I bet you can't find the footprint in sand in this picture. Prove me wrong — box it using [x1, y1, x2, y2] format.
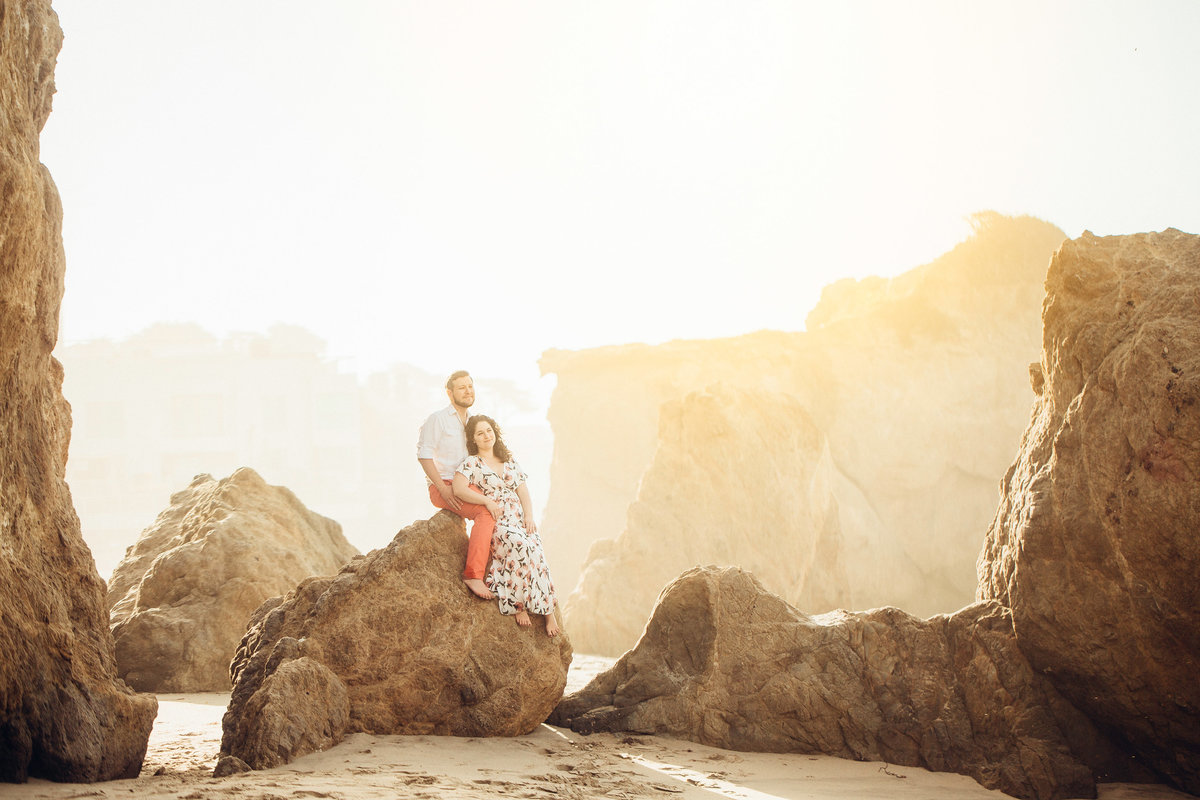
[401, 775, 438, 786]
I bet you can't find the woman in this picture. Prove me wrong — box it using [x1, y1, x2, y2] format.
[453, 415, 560, 637]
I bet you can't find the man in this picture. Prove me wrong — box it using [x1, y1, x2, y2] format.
[417, 370, 495, 599]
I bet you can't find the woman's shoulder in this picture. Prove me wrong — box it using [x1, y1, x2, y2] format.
[457, 454, 482, 470]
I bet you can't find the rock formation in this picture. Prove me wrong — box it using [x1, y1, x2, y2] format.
[219, 511, 571, 770]
[565, 385, 856, 654]
[547, 213, 1068, 655]
[555, 229, 1198, 798]
[978, 229, 1200, 794]
[0, 0, 157, 781]
[552, 567, 1121, 800]
[107, 468, 360, 692]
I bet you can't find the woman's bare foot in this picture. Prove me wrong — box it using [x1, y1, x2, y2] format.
[463, 578, 494, 600]
[544, 614, 560, 638]
[515, 609, 532, 627]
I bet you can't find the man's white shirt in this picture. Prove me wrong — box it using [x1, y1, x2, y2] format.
[417, 405, 471, 482]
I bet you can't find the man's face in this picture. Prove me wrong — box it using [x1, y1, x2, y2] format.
[448, 377, 475, 409]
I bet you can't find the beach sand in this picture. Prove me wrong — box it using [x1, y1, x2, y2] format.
[1, 655, 1193, 800]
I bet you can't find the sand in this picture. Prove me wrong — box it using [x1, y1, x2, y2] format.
[0, 655, 1193, 800]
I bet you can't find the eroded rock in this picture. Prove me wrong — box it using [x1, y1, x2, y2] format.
[0, 0, 156, 781]
[553, 567, 1115, 800]
[564, 385, 851, 656]
[107, 469, 360, 692]
[219, 511, 571, 770]
[978, 229, 1200, 794]
[225, 653, 349, 770]
[546, 214, 1069, 655]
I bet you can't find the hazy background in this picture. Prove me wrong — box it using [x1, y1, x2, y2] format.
[38, 1, 1200, 574]
[56, 324, 550, 575]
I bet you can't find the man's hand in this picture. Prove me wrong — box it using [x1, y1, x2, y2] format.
[438, 481, 463, 511]
[484, 499, 501, 519]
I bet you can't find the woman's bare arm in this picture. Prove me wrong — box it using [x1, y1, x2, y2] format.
[516, 482, 537, 534]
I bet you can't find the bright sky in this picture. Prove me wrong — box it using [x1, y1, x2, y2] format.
[40, 1, 1200, 385]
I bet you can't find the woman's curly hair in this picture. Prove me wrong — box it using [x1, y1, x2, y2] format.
[465, 414, 512, 463]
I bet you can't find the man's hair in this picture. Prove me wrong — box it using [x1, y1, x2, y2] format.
[445, 370, 471, 391]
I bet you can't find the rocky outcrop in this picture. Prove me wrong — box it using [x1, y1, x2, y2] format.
[0, 1, 157, 781]
[107, 469, 360, 692]
[547, 214, 1068, 655]
[554, 229, 1199, 798]
[552, 567, 1123, 800]
[978, 229, 1200, 794]
[219, 511, 571, 770]
[564, 385, 854, 654]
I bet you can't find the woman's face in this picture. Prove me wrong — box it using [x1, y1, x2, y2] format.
[473, 421, 496, 451]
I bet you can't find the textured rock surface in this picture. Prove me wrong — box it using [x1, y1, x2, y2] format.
[565, 385, 852, 655]
[548, 214, 1067, 655]
[553, 567, 1120, 800]
[225, 651, 350, 770]
[978, 229, 1200, 794]
[0, 0, 157, 781]
[219, 511, 572, 769]
[107, 468, 360, 692]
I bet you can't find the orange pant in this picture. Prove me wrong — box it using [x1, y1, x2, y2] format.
[429, 480, 494, 580]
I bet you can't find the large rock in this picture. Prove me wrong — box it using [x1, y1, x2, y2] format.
[548, 214, 1068, 655]
[565, 385, 853, 655]
[978, 229, 1200, 794]
[553, 567, 1124, 800]
[219, 511, 571, 770]
[0, 0, 157, 781]
[107, 468, 360, 692]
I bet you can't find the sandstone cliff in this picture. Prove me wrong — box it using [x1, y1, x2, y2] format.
[555, 229, 1199, 798]
[978, 229, 1200, 795]
[563, 385, 855, 653]
[219, 512, 571, 770]
[552, 567, 1128, 800]
[107, 468, 360, 692]
[547, 213, 1067, 655]
[0, 0, 157, 781]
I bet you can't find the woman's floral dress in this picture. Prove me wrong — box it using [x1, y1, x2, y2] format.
[456, 455, 557, 616]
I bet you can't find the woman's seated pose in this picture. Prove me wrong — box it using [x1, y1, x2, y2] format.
[453, 414, 559, 637]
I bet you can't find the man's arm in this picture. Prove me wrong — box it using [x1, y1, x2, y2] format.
[419, 457, 462, 511]
[416, 413, 463, 511]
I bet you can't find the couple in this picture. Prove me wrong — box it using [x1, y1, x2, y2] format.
[417, 370, 559, 637]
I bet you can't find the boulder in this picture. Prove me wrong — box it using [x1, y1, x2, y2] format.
[553, 567, 1119, 800]
[219, 511, 571, 770]
[225, 648, 349, 770]
[107, 469, 360, 692]
[0, 0, 156, 781]
[564, 385, 853, 656]
[978, 229, 1200, 794]
[546, 213, 1068, 655]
